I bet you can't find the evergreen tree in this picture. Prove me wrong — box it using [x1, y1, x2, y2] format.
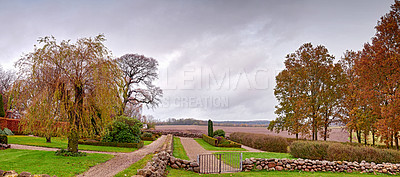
[0, 94, 5, 117]
[208, 119, 213, 137]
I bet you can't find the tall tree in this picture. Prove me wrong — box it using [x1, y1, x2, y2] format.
[356, 0, 400, 149]
[0, 66, 16, 112]
[271, 43, 335, 140]
[116, 54, 162, 116]
[0, 94, 4, 117]
[15, 35, 121, 152]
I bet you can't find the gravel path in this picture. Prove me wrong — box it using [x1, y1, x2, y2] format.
[10, 144, 121, 155]
[180, 137, 208, 161]
[78, 135, 166, 177]
[179, 137, 264, 161]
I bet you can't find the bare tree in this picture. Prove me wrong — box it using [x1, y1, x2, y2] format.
[0, 66, 16, 94]
[116, 54, 162, 115]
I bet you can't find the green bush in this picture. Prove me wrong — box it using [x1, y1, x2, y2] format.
[55, 149, 87, 157]
[290, 140, 400, 163]
[0, 135, 7, 144]
[142, 132, 153, 138]
[0, 129, 5, 135]
[203, 134, 218, 146]
[202, 134, 241, 148]
[229, 132, 288, 153]
[213, 129, 225, 137]
[289, 141, 329, 160]
[102, 116, 142, 143]
[3, 128, 13, 135]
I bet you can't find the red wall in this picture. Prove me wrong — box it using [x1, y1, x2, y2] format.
[0, 117, 21, 132]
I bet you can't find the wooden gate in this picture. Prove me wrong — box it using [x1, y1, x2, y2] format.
[197, 153, 242, 174]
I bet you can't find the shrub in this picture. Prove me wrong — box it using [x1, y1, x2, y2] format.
[0, 129, 5, 135]
[289, 141, 329, 160]
[213, 129, 225, 137]
[203, 134, 218, 146]
[0, 135, 7, 144]
[3, 128, 13, 135]
[202, 134, 241, 148]
[290, 140, 400, 164]
[229, 132, 288, 153]
[142, 132, 153, 138]
[55, 149, 87, 157]
[102, 116, 143, 143]
[78, 140, 144, 148]
[141, 132, 156, 141]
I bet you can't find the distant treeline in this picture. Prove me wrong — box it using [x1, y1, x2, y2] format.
[157, 118, 269, 127]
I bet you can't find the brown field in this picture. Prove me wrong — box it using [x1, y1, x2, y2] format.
[155, 125, 350, 142]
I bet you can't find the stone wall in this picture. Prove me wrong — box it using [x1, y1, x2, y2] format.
[242, 158, 400, 175]
[0, 170, 55, 177]
[137, 134, 200, 177]
[145, 130, 202, 138]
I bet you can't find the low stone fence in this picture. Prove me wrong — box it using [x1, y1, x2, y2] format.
[158, 134, 173, 155]
[242, 158, 400, 175]
[0, 170, 55, 177]
[144, 130, 202, 138]
[137, 134, 199, 177]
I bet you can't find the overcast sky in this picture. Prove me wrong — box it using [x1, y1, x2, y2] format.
[0, 0, 393, 121]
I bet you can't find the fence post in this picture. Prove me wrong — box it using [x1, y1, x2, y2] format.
[219, 154, 222, 173]
[240, 153, 243, 171]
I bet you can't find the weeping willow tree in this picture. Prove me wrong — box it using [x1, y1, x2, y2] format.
[14, 35, 121, 152]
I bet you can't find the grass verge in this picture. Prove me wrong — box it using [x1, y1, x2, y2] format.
[173, 137, 190, 160]
[166, 167, 392, 177]
[8, 135, 151, 153]
[114, 153, 154, 177]
[194, 139, 246, 151]
[0, 149, 113, 177]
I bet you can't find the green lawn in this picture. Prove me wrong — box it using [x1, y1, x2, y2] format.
[114, 153, 154, 177]
[215, 152, 294, 159]
[167, 167, 392, 177]
[173, 137, 190, 160]
[0, 149, 113, 177]
[194, 139, 246, 151]
[8, 135, 152, 153]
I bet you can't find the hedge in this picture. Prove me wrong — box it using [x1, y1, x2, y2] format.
[78, 140, 144, 149]
[141, 136, 156, 141]
[290, 140, 400, 164]
[0, 135, 7, 144]
[229, 132, 288, 153]
[202, 134, 241, 148]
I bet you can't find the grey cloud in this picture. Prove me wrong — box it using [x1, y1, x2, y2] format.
[0, 0, 393, 121]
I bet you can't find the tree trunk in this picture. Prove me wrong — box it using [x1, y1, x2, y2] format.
[372, 130, 375, 145]
[395, 132, 399, 150]
[46, 136, 51, 143]
[68, 130, 79, 153]
[67, 83, 83, 153]
[296, 133, 298, 140]
[391, 131, 394, 148]
[356, 130, 361, 144]
[364, 131, 367, 145]
[324, 124, 328, 141]
[349, 129, 353, 143]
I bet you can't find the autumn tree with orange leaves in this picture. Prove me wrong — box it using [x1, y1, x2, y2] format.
[269, 43, 342, 140]
[356, 0, 400, 149]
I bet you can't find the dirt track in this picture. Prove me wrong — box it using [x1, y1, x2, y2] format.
[78, 135, 166, 177]
[156, 125, 350, 142]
